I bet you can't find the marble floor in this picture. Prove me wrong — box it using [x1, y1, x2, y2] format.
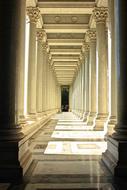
[4, 113, 127, 190]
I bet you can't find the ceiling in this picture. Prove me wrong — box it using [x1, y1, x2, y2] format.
[27, 0, 108, 86]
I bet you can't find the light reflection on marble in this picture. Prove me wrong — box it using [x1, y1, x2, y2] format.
[33, 160, 104, 175]
[25, 183, 115, 190]
[44, 141, 107, 155]
[55, 125, 93, 130]
[51, 131, 105, 139]
[57, 122, 86, 125]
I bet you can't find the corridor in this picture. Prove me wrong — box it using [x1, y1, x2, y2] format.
[1, 0, 127, 189]
[8, 112, 114, 190]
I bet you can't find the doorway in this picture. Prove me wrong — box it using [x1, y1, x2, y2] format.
[61, 86, 69, 112]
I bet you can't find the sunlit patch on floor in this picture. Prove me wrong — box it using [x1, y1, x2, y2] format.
[55, 125, 93, 130]
[44, 141, 107, 155]
[51, 131, 105, 139]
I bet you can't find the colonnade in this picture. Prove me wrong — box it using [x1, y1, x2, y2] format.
[0, 0, 127, 182]
[0, 1, 60, 181]
[71, 5, 116, 131]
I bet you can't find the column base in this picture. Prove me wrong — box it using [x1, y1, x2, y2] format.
[87, 112, 97, 126]
[18, 115, 27, 124]
[83, 112, 89, 122]
[26, 113, 37, 121]
[94, 113, 108, 131]
[102, 136, 127, 177]
[106, 115, 116, 136]
[0, 127, 24, 182]
[37, 112, 44, 119]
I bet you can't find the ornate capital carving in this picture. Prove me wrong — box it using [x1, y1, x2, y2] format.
[86, 30, 96, 41]
[80, 54, 83, 61]
[46, 43, 50, 53]
[27, 7, 40, 24]
[83, 43, 90, 52]
[93, 7, 108, 23]
[37, 29, 47, 43]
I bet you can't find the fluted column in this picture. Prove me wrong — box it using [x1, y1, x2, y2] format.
[27, 7, 40, 118]
[0, 0, 26, 181]
[41, 30, 47, 114]
[16, 1, 26, 124]
[102, 1, 127, 177]
[107, 0, 117, 135]
[87, 30, 97, 126]
[93, 7, 108, 130]
[36, 30, 44, 116]
[83, 43, 90, 122]
[81, 47, 86, 116]
[69, 86, 72, 112]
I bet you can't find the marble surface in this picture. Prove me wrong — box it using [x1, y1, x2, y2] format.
[44, 141, 107, 155]
[8, 113, 127, 190]
[33, 160, 105, 175]
[25, 183, 115, 190]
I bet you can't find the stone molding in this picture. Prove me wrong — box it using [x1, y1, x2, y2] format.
[93, 7, 108, 23]
[86, 30, 96, 41]
[37, 30, 44, 41]
[83, 42, 90, 52]
[37, 29, 47, 50]
[27, 7, 40, 24]
[46, 43, 50, 53]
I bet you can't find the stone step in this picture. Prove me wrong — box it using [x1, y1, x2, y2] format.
[32, 154, 101, 161]
[25, 182, 114, 190]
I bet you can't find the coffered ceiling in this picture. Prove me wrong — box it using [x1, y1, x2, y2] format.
[27, 0, 108, 86]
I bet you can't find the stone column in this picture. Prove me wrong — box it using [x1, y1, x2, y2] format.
[79, 57, 83, 117]
[16, 1, 26, 124]
[69, 86, 72, 112]
[93, 7, 108, 130]
[78, 64, 82, 117]
[81, 47, 86, 117]
[81, 56, 85, 117]
[36, 30, 44, 116]
[107, 0, 117, 135]
[27, 7, 40, 119]
[0, 0, 25, 181]
[87, 30, 97, 126]
[102, 1, 127, 177]
[41, 31, 47, 113]
[83, 43, 90, 122]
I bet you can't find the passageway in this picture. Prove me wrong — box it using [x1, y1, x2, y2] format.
[1, 0, 127, 189]
[18, 112, 113, 190]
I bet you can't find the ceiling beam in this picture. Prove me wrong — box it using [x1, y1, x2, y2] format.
[39, 7, 94, 14]
[50, 48, 81, 53]
[48, 39, 83, 44]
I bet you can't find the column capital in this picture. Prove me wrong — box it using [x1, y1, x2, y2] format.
[46, 43, 50, 53]
[79, 54, 83, 64]
[93, 7, 108, 23]
[27, 7, 40, 24]
[86, 30, 96, 41]
[37, 29, 47, 44]
[39, 30, 47, 50]
[83, 42, 90, 52]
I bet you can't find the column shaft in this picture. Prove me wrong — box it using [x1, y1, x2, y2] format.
[102, 1, 127, 177]
[87, 30, 97, 125]
[107, 0, 117, 135]
[27, 7, 40, 117]
[36, 30, 43, 115]
[93, 7, 108, 130]
[83, 44, 90, 122]
[27, 23, 37, 115]
[0, 0, 25, 181]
